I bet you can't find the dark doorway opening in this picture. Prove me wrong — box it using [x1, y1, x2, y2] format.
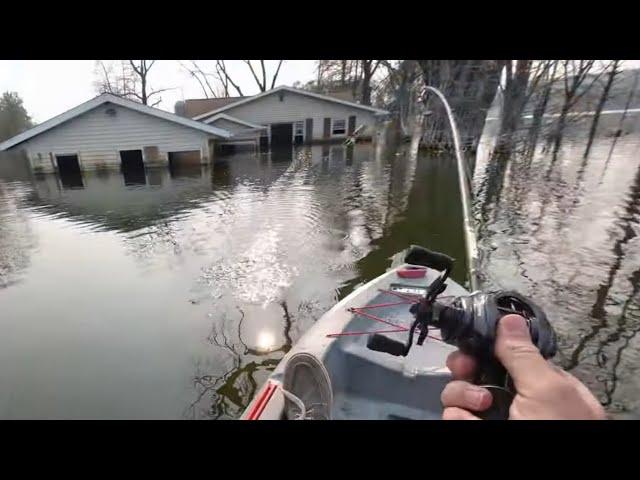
[120, 150, 146, 186]
[259, 135, 269, 152]
[218, 144, 237, 156]
[120, 150, 145, 170]
[56, 154, 81, 175]
[56, 154, 84, 189]
[270, 123, 293, 147]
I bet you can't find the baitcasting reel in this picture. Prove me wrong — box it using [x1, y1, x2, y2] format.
[367, 245, 558, 419]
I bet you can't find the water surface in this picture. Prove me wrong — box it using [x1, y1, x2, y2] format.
[0, 144, 466, 419]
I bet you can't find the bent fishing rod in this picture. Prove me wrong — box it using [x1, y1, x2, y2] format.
[368, 87, 558, 419]
[421, 86, 479, 292]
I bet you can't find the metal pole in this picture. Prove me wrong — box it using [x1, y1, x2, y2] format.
[423, 86, 479, 291]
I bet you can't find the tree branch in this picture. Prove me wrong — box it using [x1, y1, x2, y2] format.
[270, 60, 283, 89]
[129, 60, 143, 77]
[146, 87, 174, 99]
[191, 61, 218, 98]
[217, 60, 243, 96]
[179, 61, 210, 98]
[260, 60, 267, 91]
[245, 60, 264, 91]
[370, 60, 382, 77]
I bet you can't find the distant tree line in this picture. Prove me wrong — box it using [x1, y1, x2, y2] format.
[90, 59, 630, 157]
[0, 92, 33, 142]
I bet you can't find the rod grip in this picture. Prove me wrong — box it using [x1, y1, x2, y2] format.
[367, 334, 407, 357]
[404, 245, 454, 272]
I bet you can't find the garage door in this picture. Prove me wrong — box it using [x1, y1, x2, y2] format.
[270, 123, 293, 147]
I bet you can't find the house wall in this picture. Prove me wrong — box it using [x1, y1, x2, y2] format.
[14, 103, 217, 173]
[209, 118, 255, 134]
[219, 90, 380, 142]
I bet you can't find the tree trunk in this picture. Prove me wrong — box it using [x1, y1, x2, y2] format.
[417, 60, 502, 151]
[360, 60, 378, 105]
[525, 62, 558, 163]
[497, 60, 532, 151]
[552, 99, 572, 157]
[141, 73, 148, 105]
[584, 61, 619, 159]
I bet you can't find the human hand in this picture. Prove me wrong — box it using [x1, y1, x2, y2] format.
[441, 314, 607, 420]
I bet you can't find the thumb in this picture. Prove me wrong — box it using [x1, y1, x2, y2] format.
[495, 314, 553, 392]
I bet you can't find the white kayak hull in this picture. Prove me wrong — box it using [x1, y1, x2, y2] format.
[241, 263, 469, 420]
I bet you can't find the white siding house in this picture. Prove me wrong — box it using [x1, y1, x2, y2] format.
[204, 114, 267, 152]
[195, 86, 388, 146]
[204, 114, 266, 135]
[0, 93, 231, 173]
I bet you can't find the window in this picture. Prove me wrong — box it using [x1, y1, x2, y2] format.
[332, 119, 346, 136]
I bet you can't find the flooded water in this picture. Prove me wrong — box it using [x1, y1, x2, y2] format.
[2, 111, 640, 419]
[476, 110, 640, 418]
[0, 144, 467, 419]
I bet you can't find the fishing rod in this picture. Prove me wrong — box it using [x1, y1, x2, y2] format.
[421, 86, 480, 292]
[367, 88, 559, 419]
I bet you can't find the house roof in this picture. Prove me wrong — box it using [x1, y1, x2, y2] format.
[192, 86, 389, 120]
[201, 113, 266, 130]
[0, 93, 232, 151]
[184, 97, 246, 118]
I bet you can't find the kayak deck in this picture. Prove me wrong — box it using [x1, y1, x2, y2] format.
[242, 264, 469, 420]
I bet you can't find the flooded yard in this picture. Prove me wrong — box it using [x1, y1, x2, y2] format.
[0, 144, 466, 419]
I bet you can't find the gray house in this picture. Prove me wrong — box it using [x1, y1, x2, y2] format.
[189, 86, 389, 148]
[0, 93, 232, 174]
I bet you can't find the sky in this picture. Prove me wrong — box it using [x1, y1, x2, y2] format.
[4, 60, 640, 124]
[0, 60, 318, 123]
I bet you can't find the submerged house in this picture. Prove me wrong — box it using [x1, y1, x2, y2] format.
[0, 93, 232, 174]
[184, 86, 389, 148]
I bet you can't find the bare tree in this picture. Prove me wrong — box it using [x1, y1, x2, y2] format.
[178, 61, 219, 98]
[525, 60, 560, 163]
[600, 68, 640, 182]
[417, 60, 503, 151]
[216, 61, 244, 96]
[551, 60, 602, 157]
[128, 60, 173, 106]
[179, 60, 285, 99]
[376, 60, 421, 135]
[495, 60, 558, 153]
[94, 61, 136, 98]
[360, 60, 382, 105]
[310, 60, 388, 105]
[583, 60, 623, 159]
[94, 60, 171, 107]
[243, 60, 284, 92]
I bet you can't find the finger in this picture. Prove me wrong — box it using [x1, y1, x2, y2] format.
[441, 380, 493, 412]
[442, 407, 482, 420]
[446, 351, 477, 380]
[556, 369, 607, 419]
[495, 314, 554, 392]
